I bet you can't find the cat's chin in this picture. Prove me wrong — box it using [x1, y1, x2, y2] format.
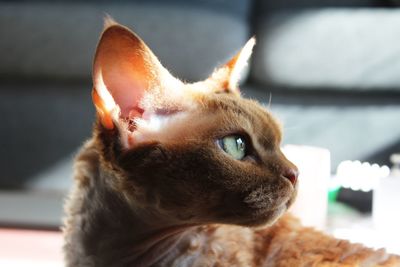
[241, 204, 288, 228]
[216, 202, 288, 229]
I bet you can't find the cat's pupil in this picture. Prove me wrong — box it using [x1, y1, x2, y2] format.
[236, 138, 245, 151]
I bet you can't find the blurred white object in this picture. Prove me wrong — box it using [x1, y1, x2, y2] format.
[373, 153, 400, 250]
[335, 160, 390, 192]
[283, 145, 330, 230]
[389, 153, 400, 177]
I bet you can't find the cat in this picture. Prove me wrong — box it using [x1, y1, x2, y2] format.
[63, 18, 400, 267]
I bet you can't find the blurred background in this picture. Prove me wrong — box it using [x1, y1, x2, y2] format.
[1, 0, 400, 265]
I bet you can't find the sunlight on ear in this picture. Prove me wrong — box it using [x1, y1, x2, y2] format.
[160, 69, 186, 100]
[96, 69, 116, 112]
[188, 81, 215, 95]
[135, 114, 165, 133]
[229, 37, 255, 89]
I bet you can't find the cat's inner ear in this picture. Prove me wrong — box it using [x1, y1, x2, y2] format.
[210, 37, 255, 95]
[92, 23, 176, 130]
[91, 22, 192, 148]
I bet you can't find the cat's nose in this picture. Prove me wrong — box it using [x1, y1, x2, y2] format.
[281, 168, 299, 186]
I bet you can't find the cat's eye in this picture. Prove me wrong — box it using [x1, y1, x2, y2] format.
[218, 135, 247, 160]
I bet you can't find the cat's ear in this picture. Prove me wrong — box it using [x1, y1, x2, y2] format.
[210, 37, 255, 95]
[92, 21, 173, 129]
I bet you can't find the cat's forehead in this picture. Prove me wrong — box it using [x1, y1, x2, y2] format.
[200, 93, 283, 147]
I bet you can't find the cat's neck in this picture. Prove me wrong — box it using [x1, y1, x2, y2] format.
[64, 140, 196, 267]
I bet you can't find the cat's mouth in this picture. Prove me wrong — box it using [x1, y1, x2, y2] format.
[243, 183, 295, 211]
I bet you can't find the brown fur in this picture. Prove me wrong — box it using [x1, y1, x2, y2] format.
[63, 21, 400, 266]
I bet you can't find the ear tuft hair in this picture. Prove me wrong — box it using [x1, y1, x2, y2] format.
[206, 37, 256, 95]
[227, 37, 255, 90]
[103, 14, 118, 29]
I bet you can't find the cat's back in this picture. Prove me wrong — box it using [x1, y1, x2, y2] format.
[252, 214, 400, 267]
[170, 215, 400, 267]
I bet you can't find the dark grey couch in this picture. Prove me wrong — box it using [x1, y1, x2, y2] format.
[1, 0, 400, 226]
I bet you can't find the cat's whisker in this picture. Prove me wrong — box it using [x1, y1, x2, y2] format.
[267, 93, 272, 109]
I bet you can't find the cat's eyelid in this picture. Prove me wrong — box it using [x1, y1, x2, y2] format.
[214, 127, 248, 140]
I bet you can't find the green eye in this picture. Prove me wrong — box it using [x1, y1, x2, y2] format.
[218, 135, 247, 160]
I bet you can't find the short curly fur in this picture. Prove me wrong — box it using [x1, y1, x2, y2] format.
[63, 21, 400, 267]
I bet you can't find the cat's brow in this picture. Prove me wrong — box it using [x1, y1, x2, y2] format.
[211, 97, 281, 151]
[252, 110, 281, 152]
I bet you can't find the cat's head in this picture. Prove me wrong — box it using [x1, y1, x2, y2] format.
[91, 19, 298, 227]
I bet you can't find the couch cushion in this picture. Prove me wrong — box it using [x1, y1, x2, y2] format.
[255, 0, 385, 11]
[0, 82, 93, 188]
[0, 1, 251, 82]
[251, 9, 400, 91]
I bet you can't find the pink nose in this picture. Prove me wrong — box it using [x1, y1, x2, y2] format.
[282, 169, 298, 186]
